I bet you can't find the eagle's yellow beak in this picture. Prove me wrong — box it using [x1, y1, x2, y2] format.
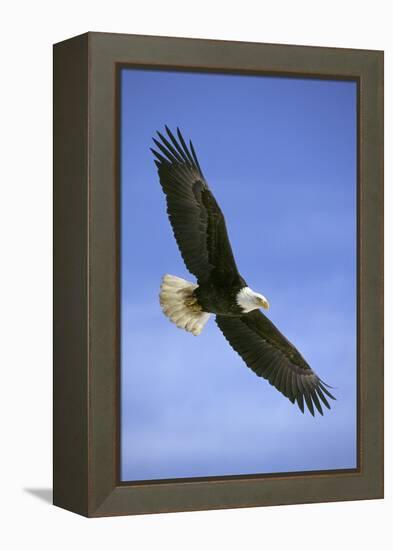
[259, 297, 270, 310]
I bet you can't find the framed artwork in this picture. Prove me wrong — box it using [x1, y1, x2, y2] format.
[53, 32, 384, 517]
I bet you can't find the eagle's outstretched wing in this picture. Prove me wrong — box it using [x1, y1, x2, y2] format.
[216, 310, 335, 415]
[151, 127, 244, 286]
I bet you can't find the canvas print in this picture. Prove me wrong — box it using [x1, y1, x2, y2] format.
[120, 68, 357, 482]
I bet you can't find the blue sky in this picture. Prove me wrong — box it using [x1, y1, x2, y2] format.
[120, 68, 357, 481]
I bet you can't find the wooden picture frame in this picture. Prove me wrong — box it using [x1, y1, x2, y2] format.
[53, 32, 384, 517]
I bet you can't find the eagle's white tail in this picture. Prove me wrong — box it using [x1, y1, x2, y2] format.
[159, 274, 210, 336]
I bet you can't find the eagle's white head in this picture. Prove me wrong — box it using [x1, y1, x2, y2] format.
[236, 286, 270, 313]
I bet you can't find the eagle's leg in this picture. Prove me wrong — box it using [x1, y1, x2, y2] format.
[183, 293, 203, 312]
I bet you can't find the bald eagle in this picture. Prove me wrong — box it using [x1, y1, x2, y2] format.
[151, 127, 335, 416]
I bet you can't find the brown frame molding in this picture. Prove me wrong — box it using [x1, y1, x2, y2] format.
[53, 32, 384, 517]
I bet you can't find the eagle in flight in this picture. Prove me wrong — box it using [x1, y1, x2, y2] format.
[151, 127, 335, 416]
